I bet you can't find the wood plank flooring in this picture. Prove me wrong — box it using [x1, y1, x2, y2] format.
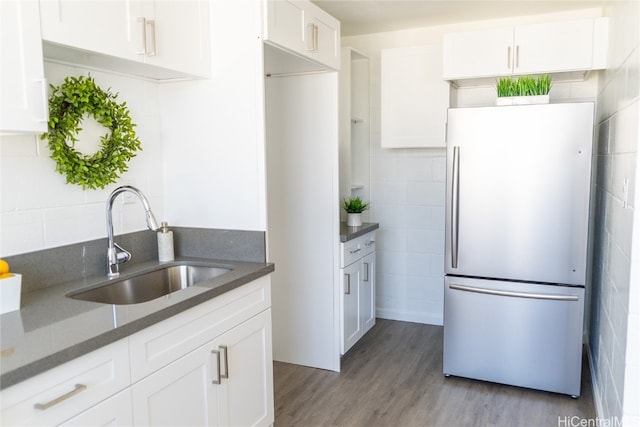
[274, 319, 595, 427]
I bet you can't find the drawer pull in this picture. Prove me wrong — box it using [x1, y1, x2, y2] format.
[211, 349, 221, 384]
[365, 240, 375, 247]
[219, 345, 229, 379]
[34, 384, 87, 410]
[349, 247, 361, 254]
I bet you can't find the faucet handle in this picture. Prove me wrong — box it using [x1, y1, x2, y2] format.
[113, 243, 132, 264]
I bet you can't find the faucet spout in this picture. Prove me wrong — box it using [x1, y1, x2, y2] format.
[106, 186, 159, 278]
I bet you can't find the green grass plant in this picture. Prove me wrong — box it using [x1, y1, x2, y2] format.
[496, 75, 552, 97]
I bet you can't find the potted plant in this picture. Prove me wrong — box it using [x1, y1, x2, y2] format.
[496, 75, 551, 105]
[343, 196, 369, 227]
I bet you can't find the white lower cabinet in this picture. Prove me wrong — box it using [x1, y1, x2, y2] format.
[360, 251, 376, 333]
[61, 388, 133, 427]
[341, 260, 361, 352]
[340, 231, 376, 354]
[0, 340, 131, 426]
[131, 309, 274, 426]
[0, 275, 274, 426]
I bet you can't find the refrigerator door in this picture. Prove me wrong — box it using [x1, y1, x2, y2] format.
[443, 275, 585, 396]
[445, 103, 594, 285]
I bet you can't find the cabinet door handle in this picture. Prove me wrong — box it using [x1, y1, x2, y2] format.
[34, 384, 87, 410]
[137, 17, 147, 54]
[344, 274, 351, 295]
[507, 46, 511, 69]
[37, 78, 48, 123]
[314, 23, 319, 51]
[146, 20, 156, 56]
[515, 45, 520, 68]
[211, 349, 221, 384]
[306, 23, 318, 51]
[363, 262, 370, 282]
[219, 345, 229, 379]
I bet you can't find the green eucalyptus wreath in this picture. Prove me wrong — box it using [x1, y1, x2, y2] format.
[41, 75, 142, 190]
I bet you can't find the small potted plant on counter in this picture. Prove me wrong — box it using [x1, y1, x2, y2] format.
[496, 75, 551, 105]
[343, 196, 369, 227]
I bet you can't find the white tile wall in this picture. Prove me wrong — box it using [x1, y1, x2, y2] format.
[0, 63, 163, 257]
[589, 1, 640, 424]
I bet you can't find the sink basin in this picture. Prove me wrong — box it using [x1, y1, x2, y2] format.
[68, 264, 232, 305]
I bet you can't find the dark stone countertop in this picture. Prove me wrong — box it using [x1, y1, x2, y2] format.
[0, 257, 274, 389]
[340, 222, 379, 242]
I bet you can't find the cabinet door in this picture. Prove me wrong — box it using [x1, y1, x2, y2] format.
[141, 0, 211, 77]
[381, 45, 449, 148]
[39, 0, 134, 60]
[304, 4, 340, 70]
[514, 20, 594, 74]
[131, 344, 222, 426]
[442, 27, 514, 79]
[341, 261, 361, 354]
[1, 0, 47, 133]
[264, 0, 340, 71]
[215, 310, 274, 427]
[61, 389, 133, 427]
[264, 0, 306, 54]
[360, 252, 376, 334]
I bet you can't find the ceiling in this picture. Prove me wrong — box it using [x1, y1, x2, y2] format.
[311, 1, 604, 36]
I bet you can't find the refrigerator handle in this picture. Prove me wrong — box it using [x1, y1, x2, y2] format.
[451, 146, 460, 268]
[449, 283, 580, 301]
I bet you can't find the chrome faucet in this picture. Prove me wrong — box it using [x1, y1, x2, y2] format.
[106, 186, 159, 278]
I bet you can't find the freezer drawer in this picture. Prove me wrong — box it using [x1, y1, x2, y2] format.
[443, 276, 585, 396]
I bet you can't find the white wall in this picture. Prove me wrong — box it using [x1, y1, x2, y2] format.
[0, 63, 163, 257]
[589, 1, 640, 424]
[342, 8, 602, 326]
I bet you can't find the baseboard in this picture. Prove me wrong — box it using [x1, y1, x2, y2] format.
[376, 308, 443, 326]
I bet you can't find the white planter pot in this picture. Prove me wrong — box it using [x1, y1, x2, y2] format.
[496, 94, 549, 106]
[346, 213, 363, 227]
[1, 274, 21, 314]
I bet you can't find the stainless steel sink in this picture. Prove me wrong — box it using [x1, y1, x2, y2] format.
[68, 264, 232, 305]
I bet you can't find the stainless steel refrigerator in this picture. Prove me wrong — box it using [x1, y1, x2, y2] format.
[443, 102, 594, 397]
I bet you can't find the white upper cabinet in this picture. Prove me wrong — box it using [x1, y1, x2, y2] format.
[1, 0, 48, 134]
[264, 0, 340, 71]
[134, 0, 211, 77]
[381, 45, 449, 148]
[443, 18, 608, 81]
[40, 0, 210, 79]
[39, 1, 134, 60]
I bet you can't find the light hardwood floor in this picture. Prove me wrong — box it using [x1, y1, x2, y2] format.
[274, 319, 595, 427]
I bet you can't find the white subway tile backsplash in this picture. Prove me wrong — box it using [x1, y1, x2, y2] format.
[0, 62, 163, 256]
[406, 181, 445, 206]
[430, 254, 445, 276]
[405, 205, 433, 230]
[0, 211, 45, 256]
[44, 204, 106, 248]
[404, 252, 430, 276]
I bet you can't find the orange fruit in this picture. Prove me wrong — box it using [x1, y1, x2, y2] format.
[0, 259, 9, 275]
